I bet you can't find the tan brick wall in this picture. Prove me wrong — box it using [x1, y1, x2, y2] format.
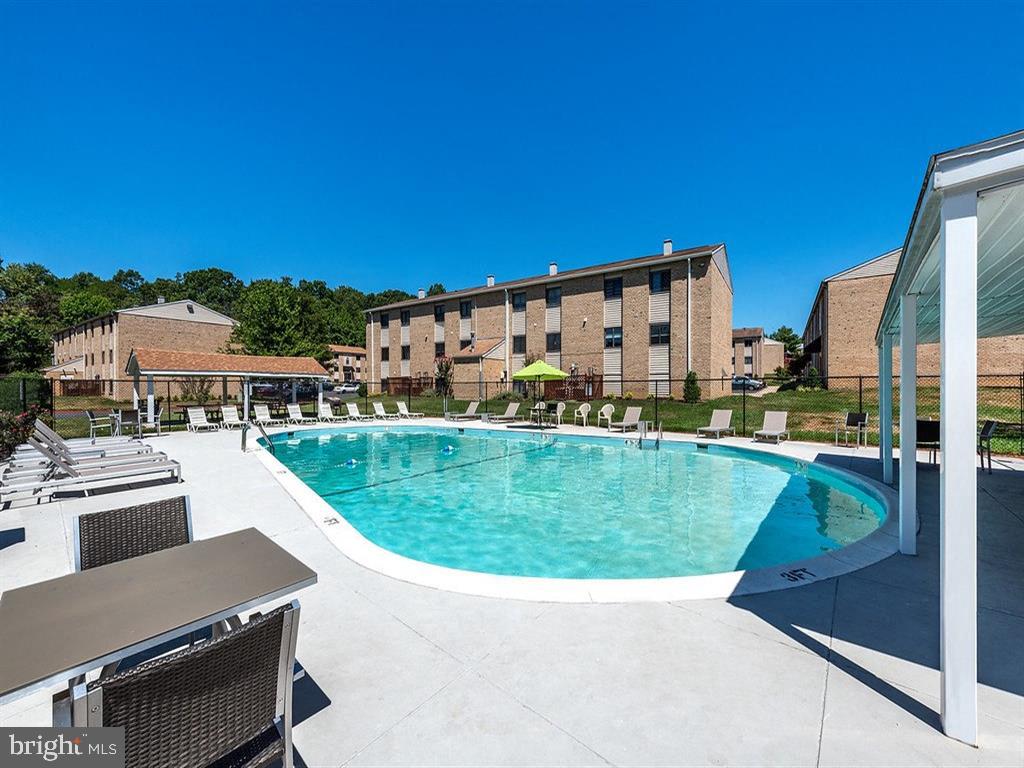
[560, 273, 604, 376]
[620, 267, 649, 395]
[524, 285, 548, 360]
[824, 273, 1024, 380]
[668, 261, 690, 398]
[705, 257, 733, 397]
[408, 304, 435, 378]
[762, 342, 785, 375]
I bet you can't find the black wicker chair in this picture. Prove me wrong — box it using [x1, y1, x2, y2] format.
[978, 420, 997, 474]
[69, 601, 300, 768]
[74, 496, 192, 571]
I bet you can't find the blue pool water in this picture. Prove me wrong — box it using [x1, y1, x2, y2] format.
[266, 427, 886, 579]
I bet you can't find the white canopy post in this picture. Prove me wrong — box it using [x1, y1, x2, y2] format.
[317, 379, 324, 408]
[243, 378, 251, 420]
[132, 370, 140, 410]
[146, 374, 155, 424]
[939, 188, 978, 746]
[899, 293, 918, 555]
[291, 379, 298, 404]
[878, 334, 894, 484]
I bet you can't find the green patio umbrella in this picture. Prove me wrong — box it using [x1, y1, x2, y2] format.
[512, 360, 568, 424]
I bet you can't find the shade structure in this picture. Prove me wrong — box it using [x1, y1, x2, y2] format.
[511, 360, 568, 381]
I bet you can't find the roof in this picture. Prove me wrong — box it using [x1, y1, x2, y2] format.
[366, 243, 729, 312]
[52, 298, 236, 339]
[453, 338, 504, 360]
[824, 248, 902, 282]
[328, 344, 367, 355]
[41, 357, 85, 373]
[126, 348, 329, 378]
[732, 327, 764, 340]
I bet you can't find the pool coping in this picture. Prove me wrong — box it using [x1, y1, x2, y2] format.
[251, 420, 900, 603]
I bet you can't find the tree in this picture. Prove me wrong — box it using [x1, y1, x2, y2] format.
[0, 310, 52, 374]
[112, 269, 145, 296]
[433, 355, 454, 396]
[59, 292, 115, 326]
[683, 370, 702, 403]
[179, 268, 244, 315]
[0, 262, 61, 324]
[230, 280, 327, 359]
[426, 283, 446, 296]
[769, 325, 802, 357]
[804, 366, 822, 389]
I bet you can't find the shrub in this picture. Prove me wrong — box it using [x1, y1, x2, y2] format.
[357, 383, 367, 398]
[179, 376, 215, 405]
[623, 390, 635, 400]
[804, 366, 822, 390]
[683, 371, 702, 403]
[434, 356, 454, 396]
[0, 405, 44, 461]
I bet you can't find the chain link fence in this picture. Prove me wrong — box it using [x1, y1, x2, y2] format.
[3, 372, 1023, 456]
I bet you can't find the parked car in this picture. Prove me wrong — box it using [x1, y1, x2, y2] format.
[732, 375, 764, 391]
[334, 382, 360, 395]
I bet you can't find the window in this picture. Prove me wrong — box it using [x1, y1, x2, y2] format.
[400, 310, 410, 326]
[744, 340, 753, 348]
[649, 269, 671, 294]
[512, 292, 526, 311]
[512, 335, 526, 354]
[380, 313, 390, 328]
[603, 277, 622, 299]
[546, 287, 561, 308]
[381, 348, 389, 361]
[744, 355, 753, 365]
[649, 323, 670, 345]
[604, 327, 622, 348]
[101, 350, 105, 364]
[459, 300, 473, 319]
[434, 304, 445, 321]
[434, 342, 445, 358]
[546, 332, 561, 352]
[401, 345, 410, 361]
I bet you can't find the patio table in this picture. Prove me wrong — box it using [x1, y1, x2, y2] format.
[0, 528, 317, 707]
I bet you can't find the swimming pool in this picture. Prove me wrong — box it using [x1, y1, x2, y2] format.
[263, 426, 889, 585]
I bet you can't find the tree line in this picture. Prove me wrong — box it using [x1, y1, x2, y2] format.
[0, 259, 439, 374]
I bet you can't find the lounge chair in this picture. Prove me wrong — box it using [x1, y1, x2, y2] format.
[285, 403, 317, 425]
[253, 404, 286, 427]
[26, 420, 152, 459]
[220, 405, 246, 430]
[697, 409, 734, 439]
[834, 412, 868, 447]
[8, 423, 155, 474]
[597, 403, 615, 430]
[396, 401, 424, 418]
[186, 407, 219, 433]
[609, 406, 643, 433]
[60, 600, 301, 768]
[318, 402, 346, 422]
[372, 401, 401, 420]
[1, 438, 182, 504]
[3, 435, 170, 482]
[75, 496, 193, 571]
[553, 402, 566, 426]
[346, 403, 374, 421]
[488, 402, 521, 423]
[445, 401, 480, 421]
[754, 411, 789, 443]
[573, 403, 591, 427]
[978, 419, 997, 473]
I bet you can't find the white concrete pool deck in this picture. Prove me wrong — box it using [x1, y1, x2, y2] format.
[2, 421, 1023, 767]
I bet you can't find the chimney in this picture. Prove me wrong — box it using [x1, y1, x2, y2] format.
[156, 295, 166, 304]
[417, 288, 426, 299]
[663, 239, 673, 256]
[549, 262, 558, 276]
[486, 274, 495, 287]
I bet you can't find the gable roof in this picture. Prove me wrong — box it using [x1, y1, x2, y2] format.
[453, 338, 505, 360]
[732, 327, 764, 340]
[117, 299, 237, 326]
[824, 248, 902, 282]
[328, 344, 367, 355]
[366, 243, 730, 313]
[126, 348, 329, 378]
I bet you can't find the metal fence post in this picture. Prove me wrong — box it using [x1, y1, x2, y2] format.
[1019, 371, 1023, 456]
[407, 377, 412, 411]
[858, 376, 863, 414]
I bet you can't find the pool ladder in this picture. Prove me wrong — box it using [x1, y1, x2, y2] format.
[630, 421, 663, 450]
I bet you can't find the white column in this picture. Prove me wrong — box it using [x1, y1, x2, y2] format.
[899, 293, 918, 555]
[146, 374, 155, 424]
[243, 379, 251, 420]
[878, 334, 894, 484]
[317, 380, 324, 408]
[939, 188, 978, 745]
[291, 379, 298, 404]
[132, 372, 140, 410]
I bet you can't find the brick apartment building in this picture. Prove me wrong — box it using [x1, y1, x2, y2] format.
[327, 345, 367, 383]
[802, 249, 1024, 380]
[365, 240, 734, 399]
[732, 327, 785, 378]
[47, 298, 237, 397]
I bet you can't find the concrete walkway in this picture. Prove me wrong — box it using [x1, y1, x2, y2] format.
[1, 427, 1022, 767]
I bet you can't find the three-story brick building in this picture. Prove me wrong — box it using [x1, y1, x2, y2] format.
[365, 240, 734, 399]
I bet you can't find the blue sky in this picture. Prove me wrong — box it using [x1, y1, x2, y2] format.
[1, 1, 1022, 333]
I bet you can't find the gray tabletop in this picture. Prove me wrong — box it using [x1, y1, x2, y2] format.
[0, 527, 317, 702]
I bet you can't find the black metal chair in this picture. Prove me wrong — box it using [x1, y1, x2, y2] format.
[74, 496, 192, 571]
[68, 601, 301, 768]
[978, 420, 997, 474]
[835, 412, 868, 448]
[917, 419, 941, 464]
